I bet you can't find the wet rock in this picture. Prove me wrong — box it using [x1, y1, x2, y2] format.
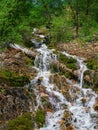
[81, 98, 86, 106]
[40, 92, 48, 98]
[67, 125, 76, 130]
[84, 70, 98, 91]
[94, 97, 98, 111]
[38, 77, 43, 85]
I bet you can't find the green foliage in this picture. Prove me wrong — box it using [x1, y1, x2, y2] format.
[51, 15, 73, 43]
[87, 58, 98, 70]
[0, 70, 30, 87]
[35, 109, 46, 128]
[8, 113, 33, 130]
[0, 0, 98, 44]
[0, 0, 33, 45]
[59, 54, 77, 70]
[59, 71, 77, 80]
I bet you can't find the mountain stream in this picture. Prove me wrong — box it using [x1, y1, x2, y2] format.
[10, 43, 98, 130]
[33, 44, 98, 130]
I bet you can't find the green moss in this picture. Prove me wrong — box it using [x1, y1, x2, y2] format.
[59, 54, 77, 70]
[35, 109, 46, 128]
[87, 58, 98, 70]
[0, 70, 30, 87]
[47, 43, 56, 49]
[59, 71, 77, 80]
[26, 57, 34, 66]
[9, 76, 30, 87]
[0, 88, 6, 94]
[8, 113, 33, 130]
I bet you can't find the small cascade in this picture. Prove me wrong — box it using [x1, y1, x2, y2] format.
[10, 43, 97, 130]
[31, 44, 97, 130]
[62, 52, 98, 130]
[62, 52, 87, 88]
[31, 44, 70, 130]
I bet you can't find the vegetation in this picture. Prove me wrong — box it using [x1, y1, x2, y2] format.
[87, 57, 98, 70]
[0, 0, 98, 48]
[0, 70, 30, 87]
[59, 54, 77, 70]
[8, 113, 33, 130]
[34, 109, 46, 128]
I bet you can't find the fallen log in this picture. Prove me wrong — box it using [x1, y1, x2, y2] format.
[9, 43, 36, 58]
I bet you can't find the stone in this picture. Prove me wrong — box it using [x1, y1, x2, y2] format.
[93, 97, 98, 111]
[38, 77, 43, 84]
[40, 92, 48, 98]
[67, 125, 76, 130]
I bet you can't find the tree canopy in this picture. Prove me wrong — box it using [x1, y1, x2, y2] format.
[0, 0, 98, 46]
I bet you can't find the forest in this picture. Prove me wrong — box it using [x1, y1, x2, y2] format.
[0, 0, 98, 46]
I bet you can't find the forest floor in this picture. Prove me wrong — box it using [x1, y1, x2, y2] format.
[57, 42, 98, 59]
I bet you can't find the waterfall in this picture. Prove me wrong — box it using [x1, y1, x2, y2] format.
[62, 52, 87, 88]
[9, 43, 98, 130]
[33, 44, 97, 130]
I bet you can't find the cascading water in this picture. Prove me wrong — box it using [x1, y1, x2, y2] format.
[9, 43, 98, 130]
[33, 44, 97, 130]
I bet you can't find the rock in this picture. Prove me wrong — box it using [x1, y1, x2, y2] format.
[15, 52, 21, 58]
[93, 98, 98, 111]
[40, 92, 48, 98]
[38, 77, 43, 84]
[81, 98, 86, 106]
[67, 125, 76, 130]
[84, 75, 90, 81]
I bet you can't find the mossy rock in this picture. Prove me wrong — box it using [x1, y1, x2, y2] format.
[59, 54, 77, 70]
[8, 113, 33, 130]
[84, 70, 98, 91]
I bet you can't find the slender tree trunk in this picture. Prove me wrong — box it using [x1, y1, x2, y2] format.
[85, 0, 90, 15]
[75, 0, 79, 38]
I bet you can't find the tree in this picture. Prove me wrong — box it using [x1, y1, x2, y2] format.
[0, 0, 33, 45]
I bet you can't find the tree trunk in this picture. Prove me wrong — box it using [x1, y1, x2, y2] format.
[85, 0, 90, 15]
[75, 0, 79, 38]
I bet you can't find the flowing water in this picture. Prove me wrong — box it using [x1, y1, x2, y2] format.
[10, 43, 98, 130]
[33, 44, 97, 130]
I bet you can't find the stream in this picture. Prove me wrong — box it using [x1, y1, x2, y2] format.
[33, 44, 97, 130]
[10, 43, 98, 130]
